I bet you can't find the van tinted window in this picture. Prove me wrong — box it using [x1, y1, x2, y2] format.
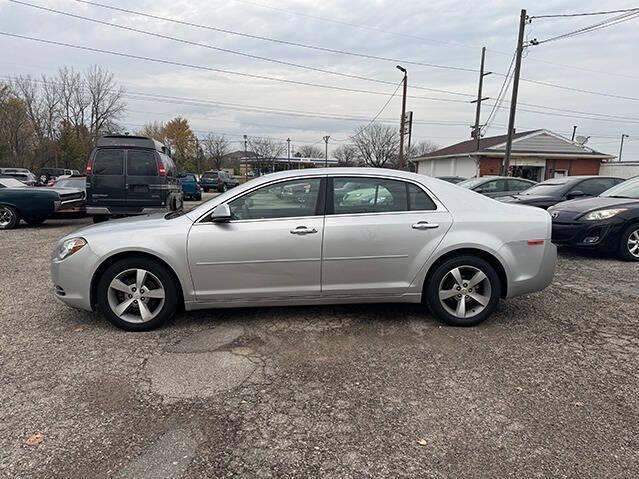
[127, 150, 158, 176]
[93, 149, 124, 175]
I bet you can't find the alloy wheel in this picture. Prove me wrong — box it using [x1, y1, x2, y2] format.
[438, 266, 492, 319]
[107, 268, 166, 323]
[628, 229, 639, 258]
[0, 206, 14, 227]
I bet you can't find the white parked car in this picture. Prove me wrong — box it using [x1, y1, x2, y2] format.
[51, 168, 556, 331]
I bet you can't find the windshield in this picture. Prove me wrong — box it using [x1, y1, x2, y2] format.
[0, 178, 26, 188]
[457, 178, 487, 189]
[55, 178, 85, 188]
[600, 177, 639, 199]
[519, 179, 567, 196]
[202, 172, 218, 178]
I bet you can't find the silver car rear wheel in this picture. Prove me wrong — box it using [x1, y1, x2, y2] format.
[438, 265, 492, 319]
[107, 268, 166, 324]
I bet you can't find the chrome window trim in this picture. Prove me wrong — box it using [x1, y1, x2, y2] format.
[195, 172, 447, 224]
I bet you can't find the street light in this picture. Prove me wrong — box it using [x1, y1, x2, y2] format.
[396, 65, 408, 169]
[243, 134, 248, 180]
[619, 134, 629, 162]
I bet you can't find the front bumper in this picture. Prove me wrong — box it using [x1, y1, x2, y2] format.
[552, 219, 623, 248]
[51, 244, 100, 312]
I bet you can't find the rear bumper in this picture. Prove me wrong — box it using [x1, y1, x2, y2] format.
[501, 240, 557, 298]
[87, 206, 169, 215]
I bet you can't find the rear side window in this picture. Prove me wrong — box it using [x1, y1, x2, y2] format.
[408, 184, 436, 210]
[127, 150, 158, 176]
[93, 149, 124, 176]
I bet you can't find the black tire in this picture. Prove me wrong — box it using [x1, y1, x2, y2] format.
[195, 192, 202, 201]
[24, 216, 47, 226]
[425, 255, 501, 327]
[618, 224, 639, 262]
[93, 215, 109, 224]
[202, 186, 210, 193]
[220, 183, 228, 192]
[96, 257, 178, 331]
[0, 205, 20, 230]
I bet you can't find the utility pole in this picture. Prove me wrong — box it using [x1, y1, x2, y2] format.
[503, 9, 528, 176]
[286, 137, 291, 170]
[323, 136, 330, 167]
[243, 134, 248, 180]
[619, 134, 629, 162]
[396, 65, 408, 169]
[406, 111, 414, 162]
[571, 126, 578, 141]
[471, 47, 491, 151]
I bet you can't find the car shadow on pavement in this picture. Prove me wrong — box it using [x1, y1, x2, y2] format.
[557, 245, 618, 262]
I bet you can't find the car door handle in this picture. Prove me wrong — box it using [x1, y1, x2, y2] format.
[412, 221, 439, 230]
[290, 226, 318, 235]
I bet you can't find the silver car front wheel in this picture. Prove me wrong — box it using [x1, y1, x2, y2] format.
[107, 269, 166, 323]
[97, 258, 178, 331]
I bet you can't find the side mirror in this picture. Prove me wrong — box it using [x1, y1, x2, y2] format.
[211, 204, 232, 222]
[566, 190, 585, 200]
[474, 188, 484, 193]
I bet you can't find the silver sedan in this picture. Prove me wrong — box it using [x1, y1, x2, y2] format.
[51, 168, 556, 331]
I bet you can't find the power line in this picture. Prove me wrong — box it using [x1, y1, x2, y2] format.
[69, 0, 478, 74]
[353, 80, 403, 134]
[9, 0, 473, 98]
[530, 8, 639, 19]
[0, 31, 474, 104]
[531, 11, 639, 45]
[484, 51, 516, 129]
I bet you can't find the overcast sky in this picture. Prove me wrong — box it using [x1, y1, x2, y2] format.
[1, 0, 639, 157]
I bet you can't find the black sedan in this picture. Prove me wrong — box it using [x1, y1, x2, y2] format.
[548, 176, 639, 261]
[457, 176, 537, 199]
[499, 175, 624, 209]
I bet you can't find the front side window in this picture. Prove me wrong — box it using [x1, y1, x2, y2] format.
[573, 178, 618, 196]
[93, 149, 124, 176]
[127, 150, 158, 176]
[228, 178, 321, 220]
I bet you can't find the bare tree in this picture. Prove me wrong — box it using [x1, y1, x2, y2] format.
[408, 140, 439, 159]
[201, 133, 230, 170]
[247, 137, 285, 175]
[350, 124, 399, 168]
[333, 144, 360, 167]
[0, 90, 35, 168]
[85, 66, 126, 141]
[296, 144, 323, 158]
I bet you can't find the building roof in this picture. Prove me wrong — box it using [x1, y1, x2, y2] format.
[415, 129, 615, 161]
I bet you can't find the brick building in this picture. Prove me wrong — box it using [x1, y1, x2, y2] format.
[413, 129, 615, 182]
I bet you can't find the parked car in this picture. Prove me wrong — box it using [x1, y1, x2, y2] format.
[436, 176, 467, 184]
[36, 167, 79, 185]
[178, 173, 202, 201]
[0, 168, 37, 186]
[499, 175, 624, 209]
[51, 175, 88, 216]
[200, 170, 239, 192]
[457, 176, 537, 198]
[548, 176, 639, 261]
[0, 177, 84, 229]
[85, 135, 183, 222]
[51, 168, 556, 331]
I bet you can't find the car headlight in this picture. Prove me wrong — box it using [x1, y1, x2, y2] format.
[582, 208, 627, 221]
[56, 237, 87, 260]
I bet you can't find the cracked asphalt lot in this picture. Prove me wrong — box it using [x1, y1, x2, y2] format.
[1, 214, 637, 478]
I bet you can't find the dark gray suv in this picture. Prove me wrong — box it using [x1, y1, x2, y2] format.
[86, 135, 182, 221]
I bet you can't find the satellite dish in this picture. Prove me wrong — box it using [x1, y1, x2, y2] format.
[575, 135, 589, 145]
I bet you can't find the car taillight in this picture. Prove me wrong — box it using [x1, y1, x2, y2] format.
[158, 160, 166, 177]
[86, 158, 94, 176]
[527, 240, 544, 245]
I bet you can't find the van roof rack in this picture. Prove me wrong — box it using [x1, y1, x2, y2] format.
[97, 135, 170, 155]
